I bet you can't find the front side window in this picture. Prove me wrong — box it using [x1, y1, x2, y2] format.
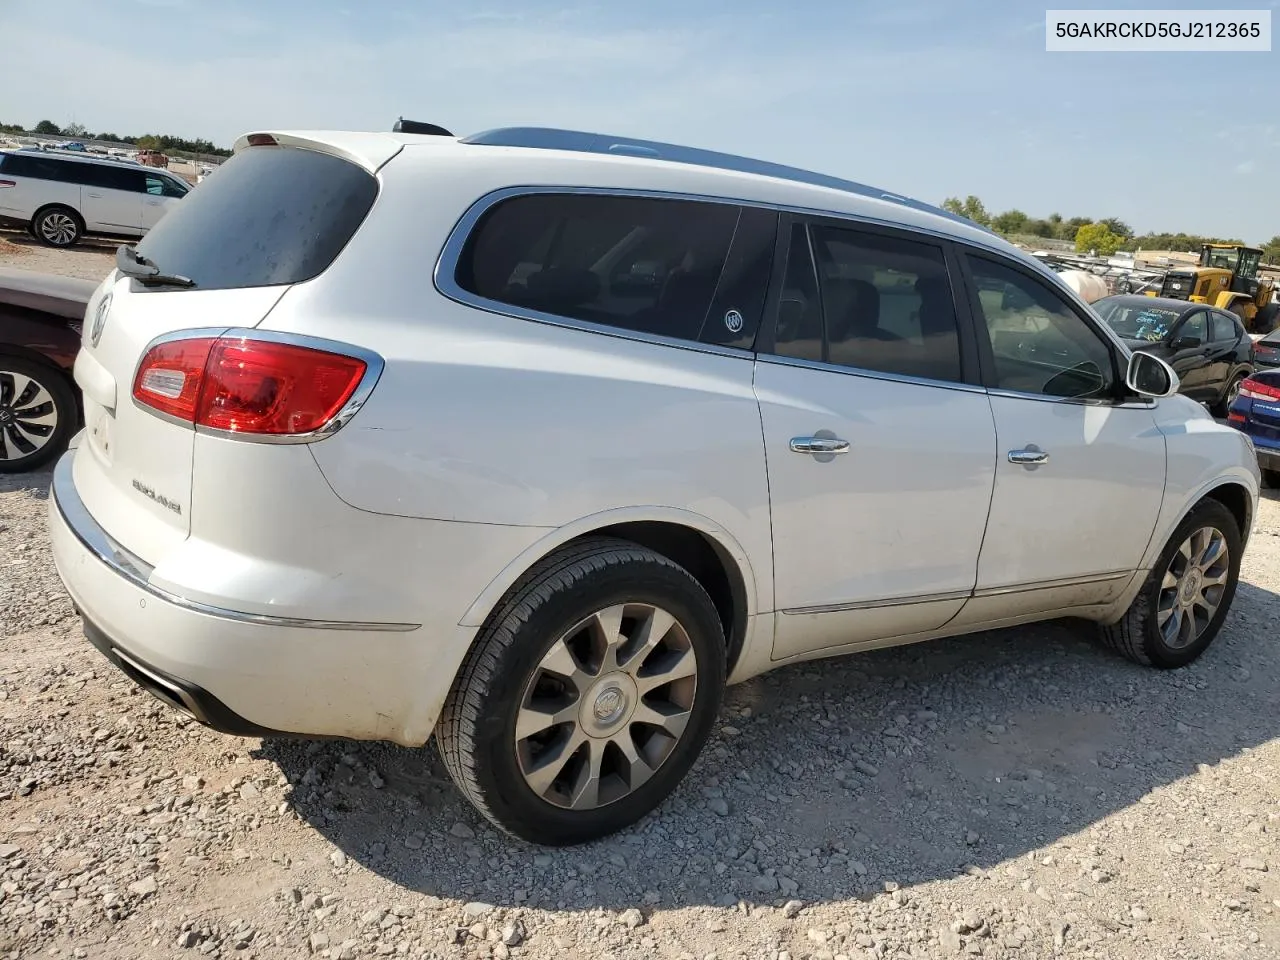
[967, 255, 1116, 400]
[144, 175, 186, 198]
[456, 193, 747, 345]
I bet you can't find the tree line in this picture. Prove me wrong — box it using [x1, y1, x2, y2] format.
[1, 119, 231, 158]
[942, 195, 1280, 265]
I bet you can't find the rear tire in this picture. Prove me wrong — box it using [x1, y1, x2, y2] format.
[436, 537, 726, 846]
[33, 206, 83, 248]
[1211, 374, 1246, 418]
[0, 356, 77, 473]
[1101, 500, 1241, 668]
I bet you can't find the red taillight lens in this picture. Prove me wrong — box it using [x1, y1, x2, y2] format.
[133, 336, 368, 437]
[132, 337, 217, 422]
[1239, 378, 1280, 402]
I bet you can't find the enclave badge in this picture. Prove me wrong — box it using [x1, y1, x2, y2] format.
[90, 292, 112, 347]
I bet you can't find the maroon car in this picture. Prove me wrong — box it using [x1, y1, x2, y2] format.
[0, 266, 96, 472]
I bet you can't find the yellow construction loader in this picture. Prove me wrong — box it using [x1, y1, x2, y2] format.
[1150, 244, 1279, 333]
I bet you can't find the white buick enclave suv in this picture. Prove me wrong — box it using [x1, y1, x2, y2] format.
[49, 125, 1260, 845]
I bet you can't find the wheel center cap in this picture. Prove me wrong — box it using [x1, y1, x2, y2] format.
[593, 688, 625, 723]
[580, 672, 638, 737]
[1182, 570, 1201, 602]
[0, 409, 11, 424]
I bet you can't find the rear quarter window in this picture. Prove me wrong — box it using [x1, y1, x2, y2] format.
[455, 192, 773, 347]
[133, 146, 378, 291]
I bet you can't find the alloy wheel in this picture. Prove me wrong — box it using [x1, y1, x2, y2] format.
[1156, 525, 1230, 649]
[515, 602, 698, 811]
[38, 212, 78, 246]
[0, 370, 59, 463]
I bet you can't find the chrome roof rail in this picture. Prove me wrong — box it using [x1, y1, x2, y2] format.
[459, 126, 989, 233]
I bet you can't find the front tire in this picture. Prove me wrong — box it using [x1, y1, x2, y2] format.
[1101, 500, 1242, 668]
[437, 537, 726, 845]
[33, 206, 83, 248]
[0, 357, 77, 473]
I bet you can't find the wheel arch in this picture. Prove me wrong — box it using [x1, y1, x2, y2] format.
[458, 507, 762, 677]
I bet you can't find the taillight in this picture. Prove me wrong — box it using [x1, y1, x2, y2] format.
[1228, 413, 1246, 424]
[133, 335, 370, 437]
[1239, 378, 1280, 402]
[133, 337, 217, 422]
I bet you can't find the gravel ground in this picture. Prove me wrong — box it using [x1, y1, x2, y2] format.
[1, 467, 1278, 960]
[0, 231, 116, 282]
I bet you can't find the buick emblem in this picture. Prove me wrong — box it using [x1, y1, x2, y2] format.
[723, 309, 745, 334]
[90, 293, 112, 346]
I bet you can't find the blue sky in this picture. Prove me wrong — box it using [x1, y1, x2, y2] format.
[7, 0, 1279, 241]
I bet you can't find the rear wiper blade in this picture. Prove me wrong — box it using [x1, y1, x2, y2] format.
[116, 245, 197, 288]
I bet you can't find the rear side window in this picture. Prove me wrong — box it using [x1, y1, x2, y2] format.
[456, 193, 759, 345]
[80, 163, 146, 193]
[0, 153, 81, 182]
[772, 221, 963, 383]
[145, 174, 188, 198]
[133, 146, 378, 291]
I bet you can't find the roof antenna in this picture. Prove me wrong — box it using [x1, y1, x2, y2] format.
[393, 117, 453, 137]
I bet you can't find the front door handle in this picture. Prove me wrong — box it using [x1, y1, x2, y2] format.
[86, 192, 103, 198]
[790, 436, 850, 455]
[1008, 448, 1049, 465]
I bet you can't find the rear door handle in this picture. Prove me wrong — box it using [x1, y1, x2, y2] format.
[86, 192, 103, 198]
[1008, 448, 1049, 465]
[790, 436, 850, 455]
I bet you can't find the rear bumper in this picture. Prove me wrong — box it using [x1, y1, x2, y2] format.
[48, 449, 436, 744]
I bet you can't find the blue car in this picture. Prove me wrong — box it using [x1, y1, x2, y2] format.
[1228, 367, 1280, 488]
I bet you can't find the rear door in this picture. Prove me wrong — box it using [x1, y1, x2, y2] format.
[1166, 309, 1212, 400]
[71, 142, 382, 564]
[756, 218, 996, 660]
[79, 162, 146, 234]
[1206, 311, 1243, 388]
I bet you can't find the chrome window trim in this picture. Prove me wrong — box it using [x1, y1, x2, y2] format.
[52, 453, 419, 632]
[985, 386, 1157, 410]
[432, 184, 1043, 361]
[130, 327, 386, 444]
[755, 351, 987, 395]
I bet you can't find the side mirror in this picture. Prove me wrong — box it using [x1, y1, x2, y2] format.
[1126, 351, 1180, 399]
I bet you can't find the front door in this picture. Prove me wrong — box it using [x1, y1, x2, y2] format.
[757, 220, 996, 660]
[80, 164, 145, 235]
[953, 252, 1166, 625]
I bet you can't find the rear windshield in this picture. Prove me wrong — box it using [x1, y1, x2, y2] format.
[133, 146, 378, 291]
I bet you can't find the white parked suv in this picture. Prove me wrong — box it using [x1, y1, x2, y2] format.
[0, 149, 189, 247]
[49, 125, 1260, 845]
